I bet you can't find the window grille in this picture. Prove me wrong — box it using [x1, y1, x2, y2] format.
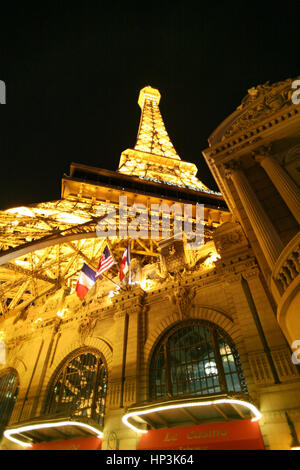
[149, 321, 247, 400]
[45, 351, 107, 427]
[0, 372, 19, 437]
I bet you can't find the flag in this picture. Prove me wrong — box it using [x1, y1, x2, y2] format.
[120, 245, 130, 281]
[76, 263, 97, 298]
[95, 245, 115, 278]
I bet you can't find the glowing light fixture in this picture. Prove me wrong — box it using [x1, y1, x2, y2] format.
[203, 252, 221, 269]
[6, 207, 35, 217]
[139, 279, 156, 291]
[122, 398, 262, 434]
[14, 259, 31, 268]
[204, 361, 218, 375]
[56, 308, 69, 318]
[4, 421, 103, 447]
[54, 213, 90, 224]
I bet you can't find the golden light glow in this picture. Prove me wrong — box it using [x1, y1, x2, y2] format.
[203, 252, 221, 269]
[14, 259, 31, 268]
[6, 207, 35, 217]
[56, 308, 69, 319]
[139, 279, 157, 291]
[122, 398, 262, 434]
[108, 287, 120, 298]
[6, 207, 90, 225]
[0, 330, 5, 342]
[118, 86, 220, 195]
[54, 213, 90, 224]
[4, 421, 104, 447]
[118, 149, 214, 193]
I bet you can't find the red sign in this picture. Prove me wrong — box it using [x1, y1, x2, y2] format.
[137, 419, 265, 450]
[28, 436, 102, 451]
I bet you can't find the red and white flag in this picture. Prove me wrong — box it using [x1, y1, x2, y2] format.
[120, 245, 130, 281]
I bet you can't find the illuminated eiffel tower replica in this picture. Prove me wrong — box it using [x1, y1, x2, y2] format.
[0, 86, 227, 320]
[1, 79, 300, 452]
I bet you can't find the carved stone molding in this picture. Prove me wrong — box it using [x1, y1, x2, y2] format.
[223, 160, 241, 179]
[213, 221, 249, 259]
[248, 351, 274, 385]
[214, 229, 243, 252]
[252, 144, 273, 164]
[77, 316, 97, 343]
[242, 267, 260, 281]
[224, 272, 242, 284]
[106, 431, 119, 450]
[107, 379, 122, 408]
[168, 286, 197, 319]
[113, 308, 127, 320]
[271, 347, 300, 381]
[224, 78, 294, 139]
[159, 239, 187, 275]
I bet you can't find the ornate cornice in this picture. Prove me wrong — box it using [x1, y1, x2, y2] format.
[223, 160, 242, 179]
[205, 76, 300, 162]
[251, 144, 273, 164]
[224, 79, 294, 139]
[242, 267, 260, 280]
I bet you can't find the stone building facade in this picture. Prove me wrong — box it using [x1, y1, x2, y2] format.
[0, 81, 299, 450]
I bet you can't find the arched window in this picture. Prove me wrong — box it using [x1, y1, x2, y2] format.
[149, 321, 247, 400]
[0, 370, 19, 437]
[45, 349, 107, 427]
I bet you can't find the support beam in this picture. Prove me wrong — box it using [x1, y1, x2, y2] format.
[231, 403, 245, 419]
[213, 404, 228, 421]
[179, 407, 199, 424]
[141, 415, 157, 429]
[154, 412, 169, 427]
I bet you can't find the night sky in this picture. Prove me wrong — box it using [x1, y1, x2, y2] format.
[1, 1, 300, 210]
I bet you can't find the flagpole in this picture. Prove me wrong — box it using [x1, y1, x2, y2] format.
[101, 272, 126, 291]
[128, 241, 131, 286]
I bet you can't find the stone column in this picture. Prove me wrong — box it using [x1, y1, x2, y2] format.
[224, 272, 274, 387]
[253, 148, 300, 224]
[225, 160, 283, 270]
[107, 310, 128, 410]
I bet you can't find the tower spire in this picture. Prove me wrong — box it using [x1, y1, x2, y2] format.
[134, 86, 180, 159]
[118, 85, 215, 194]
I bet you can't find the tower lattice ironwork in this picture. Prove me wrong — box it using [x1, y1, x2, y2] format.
[0, 86, 224, 318]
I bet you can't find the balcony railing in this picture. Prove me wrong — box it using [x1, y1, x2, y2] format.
[272, 231, 300, 297]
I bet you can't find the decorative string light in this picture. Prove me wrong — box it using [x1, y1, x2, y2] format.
[4, 421, 103, 447]
[122, 398, 262, 434]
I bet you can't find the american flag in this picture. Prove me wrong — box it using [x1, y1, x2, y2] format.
[95, 246, 115, 278]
